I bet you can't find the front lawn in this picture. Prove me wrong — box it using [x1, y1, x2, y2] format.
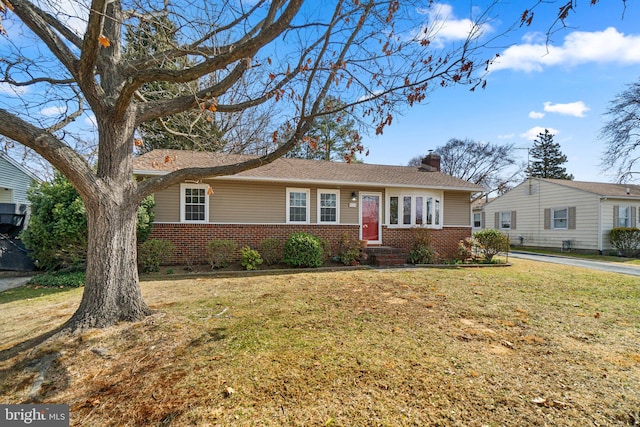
[1, 259, 639, 426]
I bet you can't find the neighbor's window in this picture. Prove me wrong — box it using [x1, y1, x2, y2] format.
[318, 189, 339, 223]
[617, 205, 631, 227]
[473, 212, 482, 228]
[499, 211, 512, 230]
[552, 208, 568, 229]
[387, 193, 441, 228]
[287, 188, 310, 223]
[180, 183, 209, 222]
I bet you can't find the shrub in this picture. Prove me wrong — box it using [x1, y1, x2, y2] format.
[407, 227, 435, 264]
[317, 236, 333, 261]
[473, 229, 510, 262]
[258, 238, 283, 265]
[22, 173, 155, 271]
[21, 173, 88, 271]
[207, 239, 238, 268]
[457, 237, 479, 262]
[338, 233, 361, 266]
[610, 227, 640, 257]
[283, 232, 324, 268]
[28, 270, 86, 288]
[240, 246, 263, 270]
[138, 239, 176, 273]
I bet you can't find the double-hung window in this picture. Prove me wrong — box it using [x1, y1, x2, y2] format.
[287, 188, 310, 223]
[499, 211, 512, 230]
[180, 183, 209, 223]
[552, 208, 568, 229]
[617, 205, 631, 227]
[473, 212, 482, 229]
[318, 189, 339, 224]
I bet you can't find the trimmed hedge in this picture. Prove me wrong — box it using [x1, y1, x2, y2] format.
[283, 232, 324, 268]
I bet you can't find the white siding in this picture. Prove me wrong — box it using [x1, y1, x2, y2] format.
[0, 156, 35, 205]
[483, 179, 601, 251]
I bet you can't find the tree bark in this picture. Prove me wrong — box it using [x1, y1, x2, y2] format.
[65, 196, 151, 330]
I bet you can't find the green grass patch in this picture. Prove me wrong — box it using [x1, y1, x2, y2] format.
[0, 284, 76, 304]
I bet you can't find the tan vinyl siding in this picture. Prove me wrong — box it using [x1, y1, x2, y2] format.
[153, 180, 364, 225]
[152, 185, 180, 222]
[484, 179, 601, 250]
[443, 191, 471, 226]
[339, 188, 361, 224]
[211, 181, 284, 223]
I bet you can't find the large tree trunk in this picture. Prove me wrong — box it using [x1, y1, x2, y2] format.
[65, 195, 152, 330]
[64, 105, 152, 330]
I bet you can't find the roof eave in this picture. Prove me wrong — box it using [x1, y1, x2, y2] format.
[134, 169, 484, 192]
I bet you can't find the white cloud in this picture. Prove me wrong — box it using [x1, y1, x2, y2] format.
[490, 27, 640, 72]
[520, 126, 559, 141]
[40, 106, 66, 117]
[0, 83, 28, 96]
[543, 101, 589, 118]
[415, 3, 493, 46]
[497, 133, 515, 140]
[529, 111, 545, 119]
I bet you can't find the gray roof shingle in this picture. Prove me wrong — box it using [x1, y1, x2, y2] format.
[133, 149, 485, 192]
[539, 178, 640, 198]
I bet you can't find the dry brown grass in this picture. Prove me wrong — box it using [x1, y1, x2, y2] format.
[1, 259, 639, 426]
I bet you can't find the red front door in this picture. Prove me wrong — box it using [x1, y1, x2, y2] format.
[361, 194, 380, 241]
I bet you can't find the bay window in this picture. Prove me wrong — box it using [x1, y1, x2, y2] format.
[387, 192, 441, 228]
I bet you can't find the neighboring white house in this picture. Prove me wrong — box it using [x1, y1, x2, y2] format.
[481, 177, 640, 254]
[0, 151, 39, 206]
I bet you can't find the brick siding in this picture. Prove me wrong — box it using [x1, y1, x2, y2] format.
[147, 223, 471, 265]
[382, 226, 472, 260]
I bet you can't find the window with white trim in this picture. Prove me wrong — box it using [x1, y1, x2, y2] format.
[499, 211, 512, 230]
[617, 205, 631, 227]
[552, 208, 568, 229]
[473, 212, 482, 228]
[180, 183, 209, 222]
[318, 189, 340, 223]
[287, 188, 310, 223]
[387, 192, 441, 228]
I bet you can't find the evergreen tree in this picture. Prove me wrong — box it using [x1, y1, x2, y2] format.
[124, 16, 225, 153]
[529, 129, 574, 180]
[284, 97, 365, 161]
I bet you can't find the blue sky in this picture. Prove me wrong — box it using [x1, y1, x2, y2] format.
[362, 1, 640, 183]
[1, 1, 638, 183]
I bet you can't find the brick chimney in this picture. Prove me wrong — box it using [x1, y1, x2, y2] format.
[419, 151, 440, 172]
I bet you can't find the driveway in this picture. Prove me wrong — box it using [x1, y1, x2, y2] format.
[509, 251, 640, 277]
[0, 274, 32, 292]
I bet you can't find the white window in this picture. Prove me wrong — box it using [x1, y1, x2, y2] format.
[473, 212, 482, 228]
[180, 183, 209, 223]
[287, 188, 310, 223]
[617, 205, 631, 227]
[387, 193, 441, 228]
[318, 189, 340, 223]
[552, 208, 568, 229]
[499, 211, 512, 230]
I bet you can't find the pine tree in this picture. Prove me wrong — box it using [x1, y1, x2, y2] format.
[529, 129, 574, 180]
